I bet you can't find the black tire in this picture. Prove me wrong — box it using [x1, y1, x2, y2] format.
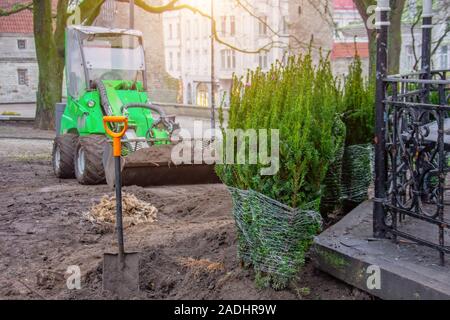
[74, 135, 107, 185]
[52, 133, 77, 179]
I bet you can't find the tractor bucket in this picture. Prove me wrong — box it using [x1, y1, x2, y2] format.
[103, 144, 221, 187]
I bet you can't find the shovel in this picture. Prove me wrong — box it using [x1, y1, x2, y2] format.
[102, 116, 139, 298]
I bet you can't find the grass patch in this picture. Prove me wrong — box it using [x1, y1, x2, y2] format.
[178, 257, 225, 276]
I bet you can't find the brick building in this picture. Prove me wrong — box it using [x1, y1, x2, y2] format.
[0, 0, 38, 104]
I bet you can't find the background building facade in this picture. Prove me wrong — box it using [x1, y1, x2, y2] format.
[162, 0, 291, 107]
[0, 0, 38, 104]
[95, 0, 179, 103]
[331, 0, 369, 77]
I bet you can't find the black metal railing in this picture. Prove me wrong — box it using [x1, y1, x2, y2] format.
[381, 70, 450, 264]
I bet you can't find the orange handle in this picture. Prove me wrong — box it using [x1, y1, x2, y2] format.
[103, 116, 128, 157]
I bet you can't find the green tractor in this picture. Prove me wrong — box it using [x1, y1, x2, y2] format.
[52, 25, 218, 186]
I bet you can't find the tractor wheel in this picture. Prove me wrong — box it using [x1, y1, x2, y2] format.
[52, 133, 77, 179]
[74, 135, 107, 185]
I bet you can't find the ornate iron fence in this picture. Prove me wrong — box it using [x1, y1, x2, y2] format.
[379, 70, 450, 265]
[373, 0, 450, 265]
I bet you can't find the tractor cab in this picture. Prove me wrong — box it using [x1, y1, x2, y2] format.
[66, 25, 147, 97]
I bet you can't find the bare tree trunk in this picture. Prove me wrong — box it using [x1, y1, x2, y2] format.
[354, 0, 405, 80]
[367, 28, 377, 81]
[354, 1, 376, 80]
[388, 0, 406, 74]
[33, 0, 68, 130]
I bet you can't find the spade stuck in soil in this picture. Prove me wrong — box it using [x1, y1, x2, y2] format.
[102, 116, 140, 298]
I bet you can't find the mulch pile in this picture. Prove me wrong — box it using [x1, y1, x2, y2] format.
[84, 193, 157, 229]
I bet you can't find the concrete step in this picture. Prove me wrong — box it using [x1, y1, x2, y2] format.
[312, 200, 450, 300]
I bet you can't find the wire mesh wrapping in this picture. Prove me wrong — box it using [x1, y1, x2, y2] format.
[320, 143, 374, 216]
[320, 145, 345, 214]
[341, 144, 374, 203]
[228, 187, 322, 289]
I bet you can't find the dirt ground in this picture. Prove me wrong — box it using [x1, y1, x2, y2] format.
[0, 125, 371, 300]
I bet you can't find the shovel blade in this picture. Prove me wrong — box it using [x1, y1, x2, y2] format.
[102, 252, 140, 298]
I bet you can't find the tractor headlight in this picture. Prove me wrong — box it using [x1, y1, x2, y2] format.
[87, 100, 96, 108]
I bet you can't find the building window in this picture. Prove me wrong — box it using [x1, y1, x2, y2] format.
[204, 20, 209, 38]
[18, 69, 28, 85]
[230, 16, 235, 36]
[258, 16, 268, 35]
[169, 52, 173, 70]
[186, 20, 191, 40]
[282, 17, 288, 34]
[406, 45, 414, 70]
[177, 52, 181, 71]
[196, 83, 209, 107]
[168, 24, 173, 40]
[259, 51, 268, 69]
[186, 49, 191, 71]
[408, 0, 418, 19]
[194, 19, 199, 39]
[177, 23, 181, 39]
[440, 45, 448, 69]
[203, 49, 208, 72]
[17, 39, 26, 49]
[187, 83, 192, 104]
[221, 49, 236, 70]
[221, 16, 227, 36]
[195, 49, 200, 72]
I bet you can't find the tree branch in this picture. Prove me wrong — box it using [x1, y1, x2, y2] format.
[124, 0, 286, 54]
[0, 2, 33, 16]
[431, 25, 450, 57]
[234, 0, 317, 51]
[411, 9, 422, 70]
[54, 0, 69, 58]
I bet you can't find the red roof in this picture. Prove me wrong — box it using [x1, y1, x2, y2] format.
[0, 0, 33, 34]
[334, 0, 357, 10]
[331, 42, 369, 60]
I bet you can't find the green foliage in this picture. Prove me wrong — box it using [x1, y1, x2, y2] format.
[218, 53, 346, 289]
[340, 55, 375, 146]
[338, 56, 375, 206]
[217, 53, 345, 209]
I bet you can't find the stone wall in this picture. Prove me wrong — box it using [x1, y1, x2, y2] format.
[0, 34, 38, 103]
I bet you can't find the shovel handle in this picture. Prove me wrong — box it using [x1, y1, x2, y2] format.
[103, 116, 128, 265]
[103, 116, 128, 157]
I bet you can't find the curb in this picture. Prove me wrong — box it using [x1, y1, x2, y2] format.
[0, 116, 35, 121]
[0, 136, 53, 141]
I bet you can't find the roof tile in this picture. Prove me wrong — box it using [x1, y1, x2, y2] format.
[0, 0, 33, 34]
[334, 0, 357, 11]
[331, 42, 369, 60]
